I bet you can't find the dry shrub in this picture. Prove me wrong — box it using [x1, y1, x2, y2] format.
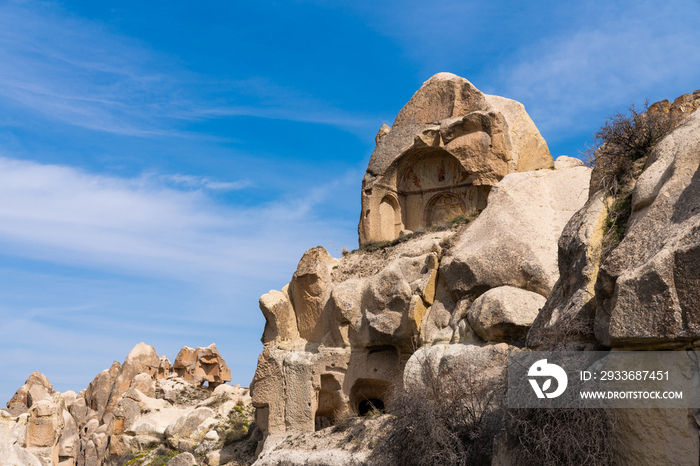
[585, 101, 682, 258]
[585, 100, 681, 190]
[506, 407, 617, 466]
[371, 351, 505, 466]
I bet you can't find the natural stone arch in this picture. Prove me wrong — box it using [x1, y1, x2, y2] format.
[379, 195, 401, 241]
[426, 192, 466, 227]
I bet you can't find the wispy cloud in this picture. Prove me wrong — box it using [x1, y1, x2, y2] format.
[0, 1, 377, 138]
[492, 0, 700, 134]
[0, 155, 356, 281]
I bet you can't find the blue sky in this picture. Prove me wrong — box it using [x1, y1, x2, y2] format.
[1, 0, 699, 402]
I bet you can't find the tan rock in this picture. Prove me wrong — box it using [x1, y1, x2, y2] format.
[375, 123, 391, 145]
[467, 286, 545, 343]
[527, 191, 608, 350]
[193, 343, 231, 388]
[129, 373, 155, 398]
[358, 73, 553, 245]
[404, 343, 509, 408]
[260, 290, 300, 344]
[173, 346, 197, 383]
[485, 94, 552, 173]
[60, 391, 78, 410]
[58, 409, 78, 462]
[27, 385, 51, 407]
[164, 407, 215, 443]
[594, 110, 700, 346]
[611, 408, 698, 465]
[553, 155, 584, 170]
[156, 356, 172, 380]
[84, 365, 117, 419]
[0, 416, 42, 466]
[26, 396, 65, 466]
[166, 452, 197, 466]
[289, 246, 335, 343]
[104, 343, 159, 416]
[7, 371, 55, 410]
[393, 73, 489, 128]
[441, 165, 591, 301]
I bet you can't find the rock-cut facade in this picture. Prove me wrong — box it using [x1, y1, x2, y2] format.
[358, 72, 552, 245]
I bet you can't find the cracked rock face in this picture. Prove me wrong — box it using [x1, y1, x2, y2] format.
[594, 110, 700, 347]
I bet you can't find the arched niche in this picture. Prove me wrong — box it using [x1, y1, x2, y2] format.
[391, 147, 488, 231]
[426, 192, 466, 226]
[397, 147, 469, 194]
[379, 195, 401, 241]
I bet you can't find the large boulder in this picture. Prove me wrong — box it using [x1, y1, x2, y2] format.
[260, 289, 300, 344]
[594, 110, 700, 346]
[441, 162, 592, 301]
[84, 360, 121, 419]
[173, 344, 231, 388]
[467, 286, 545, 343]
[193, 344, 231, 388]
[26, 395, 65, 466]
[6, 371, 55, 415]
[404, 343, 510, 402]
[610, 408, 698, 465]
[527, 191, 608, 349]
[0, 413, 43, 466]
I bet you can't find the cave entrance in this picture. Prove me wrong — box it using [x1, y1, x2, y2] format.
[358, 398, 385, 416]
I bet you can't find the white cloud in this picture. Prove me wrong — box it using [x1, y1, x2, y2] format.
[0, 156, 356, 281]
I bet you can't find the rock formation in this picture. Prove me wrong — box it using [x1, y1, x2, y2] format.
[173, 344, 231, 388]
[6, 74, 699, 466]
[252, 76, 700, 465]
[2, 343, 253, 466]
[358, 73, 553, 245]
[251, 74, 591, 455]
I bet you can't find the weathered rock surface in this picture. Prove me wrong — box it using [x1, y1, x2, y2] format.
[467, 286, 545, 343]
[404, 343, 510, 396]
[260, 289, 299, 344]
[441, 162, 591, 300]
[104, 343, 159, 417]
[173, 344, 231, 387]
[0, 412, 43, 466]
[358, 72, 553, 245]
[3, 342, 247, 466]
[594, 110, 700, 347]
[6, 371, 56, 416]
[289, 246, 336, 343]
[527, 191, 608, 349]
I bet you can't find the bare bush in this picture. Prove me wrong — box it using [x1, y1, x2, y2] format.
[370, 351, 505, 466]
[586, 100, 681, 191]
[506, 407, 617, 466]
[584, 101, 682, 258]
